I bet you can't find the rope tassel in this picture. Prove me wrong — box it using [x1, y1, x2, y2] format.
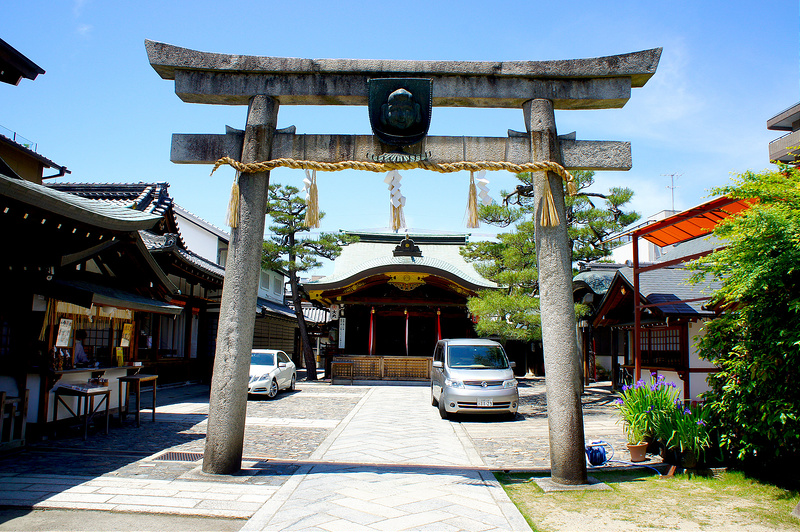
[303, 169, 320, 228]
[225, 172, 241, 228]
[466, 170, 490, 228]
[540, 174, 560, 227]
[466, 171, 479, 228]
[211, 157, 576, 227]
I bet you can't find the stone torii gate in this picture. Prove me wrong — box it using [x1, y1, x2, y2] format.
[146, 40, 660, 485]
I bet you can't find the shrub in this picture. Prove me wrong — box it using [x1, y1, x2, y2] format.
[655, 402, 712, 462]
[691, 165, 800, 469]
[615, 373, 680, 444]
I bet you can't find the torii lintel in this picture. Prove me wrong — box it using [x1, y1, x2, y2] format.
[145, 40, 661, 110]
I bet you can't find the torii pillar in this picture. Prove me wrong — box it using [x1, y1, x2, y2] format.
[203, 96, 278, 474]
[526, 99, 586, 484]
[146, 40, 660, 482]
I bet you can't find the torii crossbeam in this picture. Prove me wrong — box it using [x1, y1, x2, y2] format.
[147, 40, 660, 485]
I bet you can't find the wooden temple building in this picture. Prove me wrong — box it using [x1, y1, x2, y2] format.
[305, 232, 496, 381]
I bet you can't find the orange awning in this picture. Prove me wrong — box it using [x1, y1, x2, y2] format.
[632, 196, 754, 247]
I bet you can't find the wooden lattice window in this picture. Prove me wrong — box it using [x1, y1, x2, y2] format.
[639, 327, 682, 368]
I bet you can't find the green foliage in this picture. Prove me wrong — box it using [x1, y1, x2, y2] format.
[656, 402, 713, 460]
[262, 183, 357, 274]
[462, 222, 541, 342]
[483, 171, 641, 262]
[262, 183, 357, 380]
[615, 374, 681, 444]
[691, 164, 800, 468]
[461, 170, 637, 340]
[565, 172, 641, 262]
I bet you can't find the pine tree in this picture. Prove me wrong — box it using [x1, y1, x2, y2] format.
[462, 170, 639, 339]
[262, 183, 357, 380]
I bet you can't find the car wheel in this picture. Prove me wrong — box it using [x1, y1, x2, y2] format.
[267, 378, 279, 399]
[431, 385, 438, 407]
[438, 398, 448, 419]
[290, 374, 296, 391]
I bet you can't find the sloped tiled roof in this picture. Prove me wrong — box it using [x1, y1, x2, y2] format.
[141, 230, 224, 281]
[0, 137, 68, 175]
[616, 266, 720, 316]
[46, 182, 183, 245]
[47, 182, 173, 215]
[308, 232, 496, 291]
[257, 297, 296, 320]
[1, 173, 162, 231]
[573, 268, 618, 296]
[0, 38, 45, 85]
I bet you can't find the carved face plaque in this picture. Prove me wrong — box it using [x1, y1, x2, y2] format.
[368, 78, 432, 146]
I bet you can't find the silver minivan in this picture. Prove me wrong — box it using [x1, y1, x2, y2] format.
[431, 338, 518, 419]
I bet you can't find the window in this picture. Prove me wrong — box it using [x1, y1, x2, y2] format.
[260, 271, 270, 290]
[273, 276, 282, 294]
[159, 313, 186, 358]
[639, 327, 681, 367]
[433, 344, 443, 363]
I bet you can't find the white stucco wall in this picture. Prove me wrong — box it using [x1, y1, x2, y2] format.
[595, 355, 612, 379]
[258, 270, 285, 303]
[656, 321, 716, 402]
[688, 319, 715, 400]
[175, 215, 220, 264]
[689, 320, 716, 369]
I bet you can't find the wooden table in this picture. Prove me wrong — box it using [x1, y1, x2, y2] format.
[118, 374, 157, 427]
[52, 386, 110, 440]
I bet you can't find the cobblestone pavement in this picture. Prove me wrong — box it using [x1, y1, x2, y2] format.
[0, 376, 632, 528]
[460, 377, 628, 469]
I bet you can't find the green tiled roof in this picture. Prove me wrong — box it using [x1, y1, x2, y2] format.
[307, 234, 496, 291]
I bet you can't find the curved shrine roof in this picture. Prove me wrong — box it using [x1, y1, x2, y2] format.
[306, 232, 496, 293]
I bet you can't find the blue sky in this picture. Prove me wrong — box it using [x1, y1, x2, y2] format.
[3, 1, 799, 274]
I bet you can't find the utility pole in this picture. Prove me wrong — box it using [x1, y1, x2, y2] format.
[662, 173, 682, 211]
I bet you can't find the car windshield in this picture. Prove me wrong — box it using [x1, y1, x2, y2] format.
[447, 345, 508, 369]
[251, 352, 275, 366]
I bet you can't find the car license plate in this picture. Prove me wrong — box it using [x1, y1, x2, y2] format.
[477, 399, 493, 407]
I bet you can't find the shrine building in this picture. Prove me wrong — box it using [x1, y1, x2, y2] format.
[305, 232, 495, 380]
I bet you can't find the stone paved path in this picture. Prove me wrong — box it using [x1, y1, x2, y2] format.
[242, 387, 528, 531]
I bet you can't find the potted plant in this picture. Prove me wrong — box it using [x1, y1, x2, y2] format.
[615, 373, 681, 462]
[655, 402, 712, 468]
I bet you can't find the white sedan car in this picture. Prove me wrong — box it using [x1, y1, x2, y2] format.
[248, 349, 297, 398]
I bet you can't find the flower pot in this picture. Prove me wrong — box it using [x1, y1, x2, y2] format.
[645, 437, 660, 455]
[627, 442, 648, 462]
[659, 442, 681, 466]
[681, 450, 698, 469]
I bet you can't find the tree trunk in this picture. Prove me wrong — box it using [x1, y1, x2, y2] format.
[288, 270, 317, 381]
